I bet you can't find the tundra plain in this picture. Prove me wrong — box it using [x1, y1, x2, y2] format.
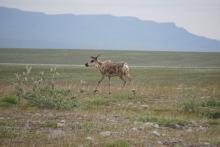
[0, 48, 220, 146]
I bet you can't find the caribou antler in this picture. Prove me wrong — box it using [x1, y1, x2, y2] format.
[91, 54, 101, 59]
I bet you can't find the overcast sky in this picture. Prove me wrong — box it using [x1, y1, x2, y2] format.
[1, 0, 220, 41]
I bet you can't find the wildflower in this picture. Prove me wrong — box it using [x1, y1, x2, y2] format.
[24, 77, 28, 82]
[26, 65, 32, 75]
[39, 71, 44, 76]
[80, 80, 87, 85]
[15, 73, 20, 81]
[132, 89, 136, 95]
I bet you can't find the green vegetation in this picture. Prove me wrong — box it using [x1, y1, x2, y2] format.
[0, 48, 220, 67]
[0, 95, 18, 108]
[40, 121, 58, 129]
[180, 98, 220, 119]
[0, 49, 220, 146]
[105, 140, 130, 147]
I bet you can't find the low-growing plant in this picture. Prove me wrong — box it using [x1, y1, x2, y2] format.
[179, 98, 220, 119]
[139, 115, 188, 127]
[201, 99, 220, 107]
[180, 98, 198, 113]
[25, 89, 79, 110]
[83, 96, 114, 110]
[0, 128, 17, 138]
[0, 119, 16, 127]
[1, 96, 17, 104]
[40, 121, 58, 129]
[105, 140, 130, 147]
[0, 95, 18, 108]
[13, 66, 79, 110]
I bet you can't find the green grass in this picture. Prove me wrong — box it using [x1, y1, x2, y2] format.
[179, 98, 220, 119]
[0, 48, 220, 67]
[0, 128, 17, 138]
[0, 49, 220, 146]
[105, 140, 130, 147]
[0, 95, 18, 108]
[40, 121, 58, 129]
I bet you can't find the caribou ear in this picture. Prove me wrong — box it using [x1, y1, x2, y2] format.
[96, 54, 101, 58]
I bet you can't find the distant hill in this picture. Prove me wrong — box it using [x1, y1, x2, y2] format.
[0, 7, 220, 52]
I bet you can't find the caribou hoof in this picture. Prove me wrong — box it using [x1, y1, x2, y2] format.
[93, 89, 98, 93]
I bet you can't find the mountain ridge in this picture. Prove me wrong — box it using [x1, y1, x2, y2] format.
[0, 6, 220, 52]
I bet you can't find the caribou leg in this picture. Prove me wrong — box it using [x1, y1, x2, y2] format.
[108, 76, 111, 94]
[94, 75, 105, 93]
[120, 76, 127, 88]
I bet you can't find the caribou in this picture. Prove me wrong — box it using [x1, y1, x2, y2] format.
[85, 55, 131, 94]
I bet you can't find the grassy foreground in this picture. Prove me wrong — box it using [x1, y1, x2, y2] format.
[0, 64, 219, 147]
[0, 48, 220, 146]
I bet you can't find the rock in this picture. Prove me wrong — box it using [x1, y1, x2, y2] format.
[86, 136, 94, 141]
[48, 129, 65, 138]
[143, 122, 159, 128]
[134, 121, 143, 126]
[100, 131, 111, 137]
[131, 127, 138, 131]
[203, 142, 210, 146]
[144, 122, 154, 127]
[57, 120, 66, 127]
[34, 113, 41, 117]
[162, 133, 166, 136]
[153, 124, 159, 128]
[152, 130, 160, 137]
[80, 88, 85, 93]
[186, 128, 192, 132]
[157, 141, 162, 144]
[198, 126, 206, 131]
[140, 105, 148, 109]
[60, 120, 65, 123]
[175, 124, 181, 129]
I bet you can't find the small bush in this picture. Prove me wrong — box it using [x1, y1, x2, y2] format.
[199, 109, 220, 119]
[201, 99, 220, 107]
[40, 121, 58, 128]
[105, 140, 130, 147]
[180, 99, 198, 113]
[0, 96, 18, 108]
[13, 66, 80, 110]
[0, 128, 17, 138]
[139, 115, 187, 127]
[25, 90, 80, 110]
[1, 96, 17, 104]
[0, 119, 16, 127]
[179, 98, 220, 119]
[87, 96, 111, 107]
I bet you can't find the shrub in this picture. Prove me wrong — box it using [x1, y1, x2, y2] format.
[179, 98, 220, 119]
[0, 96, 18, 108]
[0, 128, 17, 138]
[201, 99, 220, 107]
[1, 96, 17, 104]
[13, 66, 80, 110]
[180, 99, 198, 113]
[40, 121, 58, 128]
[139, 115, 187, 127]
[105, 140, 130, 147]
[25, 89, 80, 110]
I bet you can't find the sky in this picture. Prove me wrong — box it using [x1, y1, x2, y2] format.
[0, 0, 220, 41]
